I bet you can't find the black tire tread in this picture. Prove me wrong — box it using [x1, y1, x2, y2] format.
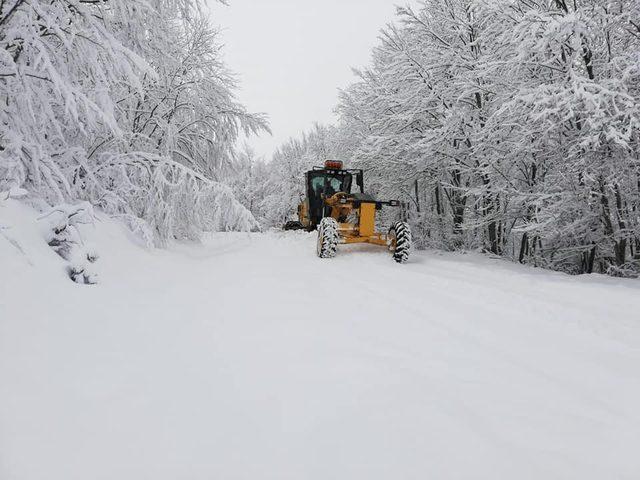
[317, 218, 339, 258]
[390, 222, 412, 264]
[284, 221, 304, 231]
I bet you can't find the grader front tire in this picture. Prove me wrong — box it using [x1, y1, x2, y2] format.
[317, 218, 339, 258]
[389, 222, 412, 264]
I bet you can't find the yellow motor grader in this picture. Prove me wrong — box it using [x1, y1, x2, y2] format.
[284, 160, 411, 263]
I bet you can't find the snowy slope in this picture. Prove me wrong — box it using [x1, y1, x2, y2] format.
[1, 199, 640, 480]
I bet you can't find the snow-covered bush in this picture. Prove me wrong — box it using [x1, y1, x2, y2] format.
[39, 203, 100, 284]
[67, 245, 100, 285]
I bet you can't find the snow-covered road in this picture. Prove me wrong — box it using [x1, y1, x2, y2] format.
[2, 204, 640, 479]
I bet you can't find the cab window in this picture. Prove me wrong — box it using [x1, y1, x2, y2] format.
[310, 174, 352, 197]
[311, 176, 342, 195]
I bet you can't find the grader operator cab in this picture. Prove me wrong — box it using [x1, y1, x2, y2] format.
[284, 160, 412, 263]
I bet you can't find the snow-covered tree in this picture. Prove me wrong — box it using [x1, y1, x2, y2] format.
[225, 144, 270, 226]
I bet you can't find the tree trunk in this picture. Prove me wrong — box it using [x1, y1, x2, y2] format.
[434, 183, 443, 216]
[519, 233, 529, 264]
[450, 169, 466, 236]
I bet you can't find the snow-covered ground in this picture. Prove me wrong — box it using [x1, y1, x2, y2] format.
[2, 199, 640, 480]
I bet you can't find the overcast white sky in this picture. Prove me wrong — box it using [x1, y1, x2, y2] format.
[208, 0, 414, 160]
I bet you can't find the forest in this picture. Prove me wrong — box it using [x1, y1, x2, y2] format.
[2, 0, 640, 276]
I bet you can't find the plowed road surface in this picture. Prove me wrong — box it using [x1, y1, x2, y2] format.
[2, 207, 640, 480]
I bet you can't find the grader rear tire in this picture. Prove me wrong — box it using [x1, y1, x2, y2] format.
[317, 218, 339, 258]
[389, 222, 412, 264]
[284, 221, 304, 231]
